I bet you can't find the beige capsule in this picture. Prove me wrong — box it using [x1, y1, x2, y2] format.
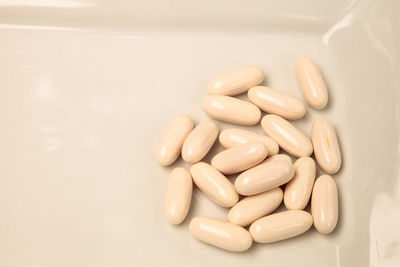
[219, 128, 279, 155]
[248, 86, 306, 120]
[261, 114, 313, 157]
[207, 65, 264, 96]
[189, 217, 253, 252]
[211, 142, 268, 175]
[202, 95, 261, 125]
[155, 114, 193, 166]
[181, 121, 218, 163]
[164, 168, 193, 225]
[295, 57, 328, 110]
[311, 175, 338, 234]
[190, 162, 238, 208]
[249, 210, 313, 243]
[312, 118, 342, 174]
[235, 154, 295, 196]
[228, 187, 283, 227]
[284, 157, 316, 210]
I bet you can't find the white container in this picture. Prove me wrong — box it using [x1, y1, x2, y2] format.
[0, 1, 398, 266]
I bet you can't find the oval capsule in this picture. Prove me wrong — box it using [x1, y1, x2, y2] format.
[219, 128, 279, 155]
[189, 217, 253, 252]
[295, 57, 328, 110]
[182, 121, 218, 163]
[190, 162, 238, 208]
[311, 175, 338, 234]
[261, 114, 313, 157]
[207, 65, 264, 96]
[284, 157, 316, 210]
[202, 95, 261, 125]
[235, 154, 295, 196]
[164, 168, 193, 225]
[248, 86, 306, 120]
[155, 114, 193, 166]
[228, 187, 283, 227]
[211, 142, 268, 175]
[312, 118, 342, 174]
[249, 210, 313, 243]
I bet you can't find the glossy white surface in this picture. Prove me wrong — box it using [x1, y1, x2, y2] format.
[211, 142, 268, 174]
[182, 121, 218, 163]
[207, 65, 264, 96]
[0, 0, 399, 266]
[248, 86, 306, 120]
[312, 118, 342, 174]
[189, 217, 253, 252]
[235, 154, 295, 195]
[284, 157, 316, 210]
[202, 95, 261, 125]
[261, 114, 313, 157]
[164, 167, 193, 225]
[219, 128, 279, 155]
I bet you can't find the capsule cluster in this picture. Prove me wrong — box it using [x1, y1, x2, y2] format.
[155, 58, 341, 252]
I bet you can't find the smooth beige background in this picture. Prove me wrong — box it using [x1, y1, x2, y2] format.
[0, 0, 399, 266]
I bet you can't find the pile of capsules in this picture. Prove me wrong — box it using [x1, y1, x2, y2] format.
[155, 57, 341, 252]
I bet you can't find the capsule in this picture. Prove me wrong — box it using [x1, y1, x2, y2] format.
[182, 121, 218, 163]
[228, 188, 283, 227]
[155, 114, 193, 166]
[235, 154, 294, 196]
[189, 217, 253, 252]
[190, 162, 238, 208]
[261, 114, 313, 157]
[311, 175, 338, 234]
[312, 118, 342, 174]
[202, 95, 261, 125]
[211, 142, 268, 175]
[219, 128, 279, 155]
[207, 65, 264, 96]
[248, 86, 306, 120]
[284, 157, 316, 210]
[295, 57, 328, 110]
[249, 210, 313, 243]
[164, 168, 193, 225]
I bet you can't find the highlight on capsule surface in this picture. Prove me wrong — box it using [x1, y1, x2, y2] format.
[207, 65, 264, 96]
[189, 216, 253, 252]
